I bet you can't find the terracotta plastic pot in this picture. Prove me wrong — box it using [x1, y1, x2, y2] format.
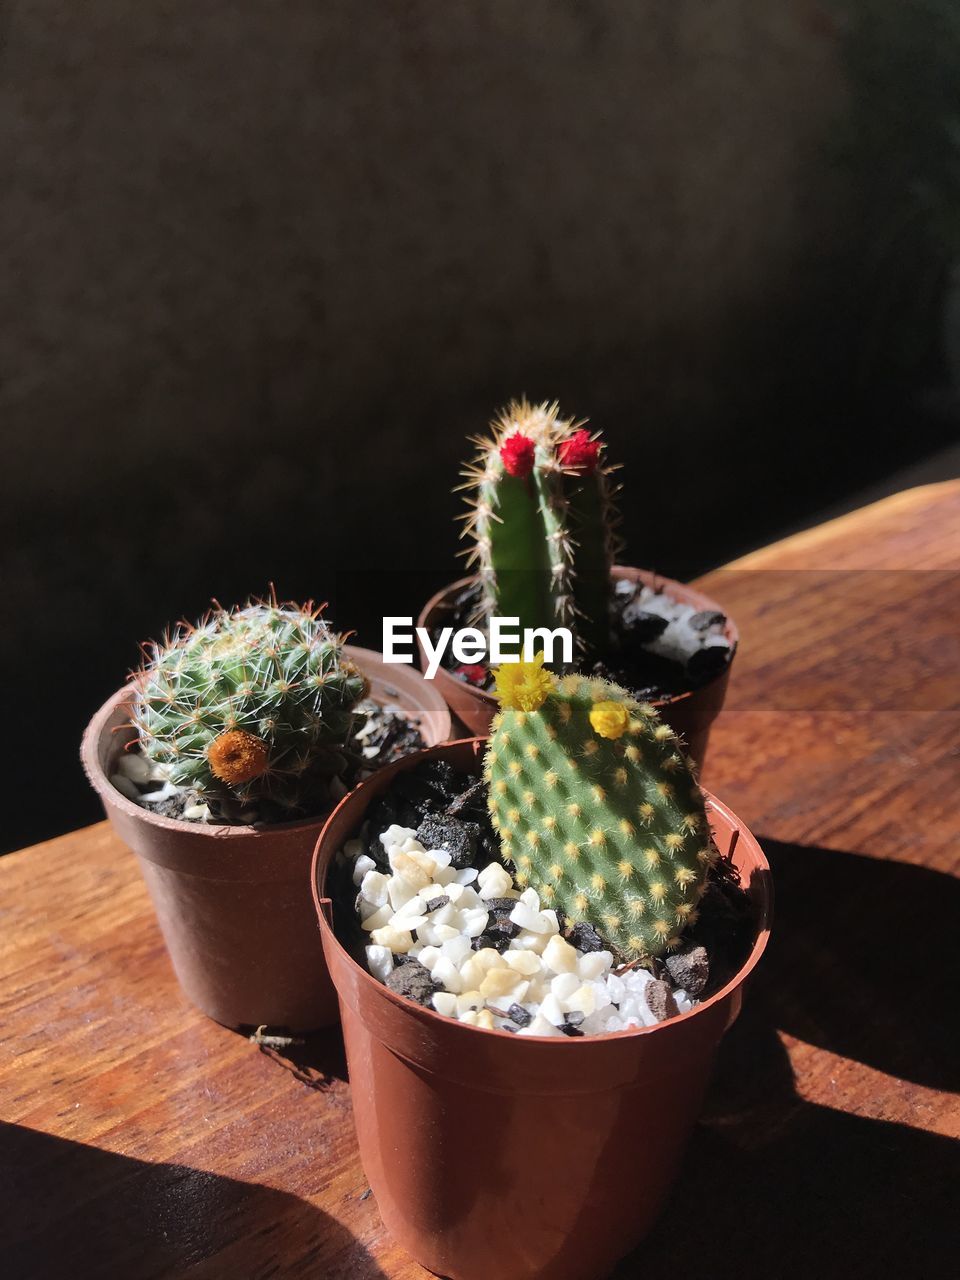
[81, 646, 451, 1031]
[313, 740, 772, 1280]
[417, 569, 738, 766]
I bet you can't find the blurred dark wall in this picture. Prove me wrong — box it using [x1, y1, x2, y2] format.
[1, 3, 953, 850]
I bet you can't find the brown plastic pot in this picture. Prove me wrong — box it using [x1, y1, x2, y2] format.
[81, 646, 451, 1031]
[312, 740, 772, 1280]
[417, 569, 739, 766]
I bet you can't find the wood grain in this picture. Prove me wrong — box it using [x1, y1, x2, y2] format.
[2, 482, 958, 1279]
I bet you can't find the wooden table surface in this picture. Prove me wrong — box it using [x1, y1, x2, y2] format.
[2, 482, 958, 1279]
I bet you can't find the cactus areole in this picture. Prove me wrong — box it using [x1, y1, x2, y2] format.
[461, 400, 624, 660]
[485, 657, 712, 960]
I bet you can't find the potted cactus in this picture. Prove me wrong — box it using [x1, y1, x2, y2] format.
[82, 594, 450, 1030]
[418, 400, 737, 761]
[312, 660, 772, 1279]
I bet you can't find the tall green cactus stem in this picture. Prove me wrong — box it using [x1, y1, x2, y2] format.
[460, 400, 622, 659]
[485, 667, 712, 959]
[132, 597, 368, 815]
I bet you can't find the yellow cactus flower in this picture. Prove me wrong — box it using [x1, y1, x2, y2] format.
[493, 652, 556, 712]
[589, 699, 630, 740]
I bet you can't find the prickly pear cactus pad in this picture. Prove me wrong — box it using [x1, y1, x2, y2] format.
[132, 597, 367, 816]
[485, 658, 712, 960]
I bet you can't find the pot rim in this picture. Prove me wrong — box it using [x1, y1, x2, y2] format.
[417, 568, 739, 714]
[81, 643, 452, 842]
[312, 738, 773, 1048]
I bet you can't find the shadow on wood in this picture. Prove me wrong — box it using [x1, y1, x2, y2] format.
[613, 837, 960, 1279]
[757, 838, 959, 1091]
[250, 1023, 349, 1089]
[0, 1121, 386, 1279]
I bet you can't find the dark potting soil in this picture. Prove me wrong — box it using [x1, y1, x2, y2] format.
[337, 760, 757, 1003]
[124, 699, 425, 827]
[430, 579, 734, 703]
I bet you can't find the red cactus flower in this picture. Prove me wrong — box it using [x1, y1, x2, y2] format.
[455, 664, 488, 687]
[499, 432, 536, 478]
[558, 429, 601, 474]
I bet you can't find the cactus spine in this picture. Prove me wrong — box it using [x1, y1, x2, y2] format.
[485, 659, 711, 959]
[132, 596, 368, 816]
[460, 400, 622, 657]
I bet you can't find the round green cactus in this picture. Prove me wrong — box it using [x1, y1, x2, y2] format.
[132, 597, 368, 816]
[485, 660, 713, 959]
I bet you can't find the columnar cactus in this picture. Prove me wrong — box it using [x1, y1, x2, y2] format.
[132, 597, 368, 815]
[485, 657, 712, 959]
[460, 399, 623, 657]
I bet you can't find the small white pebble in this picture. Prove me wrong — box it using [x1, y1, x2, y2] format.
[518, 1013, 563, 1037]
[433, 992, 458, 1017]
[417, 945, 441, 972]
[479, 968, 527, 1000]
[380, 824, 418, 849]
[461, 907, 491, 938]
[606, 973, 625, 1004]
[389, 852, 432, 890]
[543, 935, 579, 974]
[460, 1009, 495, 1030]
[513, 931, 550, 954]
[440, 936, 473, 965]
[365, 945, 394, 983]
[182, 803, 210, 822]
[519, 887, 541, 911]
[387, 878, 419, 911]
[393, 896, 430, 923]
[478, 863, 514, 899]
[139, 783, 179, 803]
[360, 869, 389, 905]
[360, 905, 392, 933]
[473, 948, 507, 973]
[432, 924, 461, 943]
[550, 972, 581, 1002]
[539, 993, 566, 1027]
[459, 958, 484, 991]
[117, 753, 153, 784]
[424, 882, 463, 905]
[369, 925, 414, 953]
[578, 951, 614, 981]
[509, 903, 549, 933]
[503, 950, 542, 977]
[565, 984, 598, 1017]
[486, 983, 530, 1014]
[432, 957, 464, 993]
[110, 774, 141, 801]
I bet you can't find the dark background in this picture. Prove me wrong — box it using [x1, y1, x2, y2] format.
[2, 1, 958, 853]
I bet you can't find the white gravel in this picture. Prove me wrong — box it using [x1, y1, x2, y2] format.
[622, 583, 728, 666]
[349, 825, 699, 1036]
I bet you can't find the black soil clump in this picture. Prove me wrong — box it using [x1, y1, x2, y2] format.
[385, 960, 439, 1007]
